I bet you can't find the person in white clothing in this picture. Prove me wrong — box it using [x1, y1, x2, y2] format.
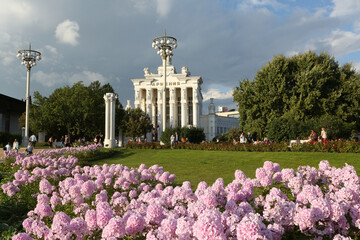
[321, 127, 327, 144]
[239, 132, 246, 144]
[13, 139, 20, 152]
[29, 134, 37, 148]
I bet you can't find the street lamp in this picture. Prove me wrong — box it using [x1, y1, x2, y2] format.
[152, 31, 177, 132]
[17, 44, 41, 147]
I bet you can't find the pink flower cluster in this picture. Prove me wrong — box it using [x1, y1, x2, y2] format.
[7, 149, 360, 239]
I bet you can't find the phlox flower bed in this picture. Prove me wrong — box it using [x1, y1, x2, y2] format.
[2, 149, 360, 239]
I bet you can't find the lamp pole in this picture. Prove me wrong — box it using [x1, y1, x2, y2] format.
[152, 31, 177, 132]
[17, 44, 41, 147]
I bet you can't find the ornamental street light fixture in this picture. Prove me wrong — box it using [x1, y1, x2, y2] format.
[152, 31, 177, 132]
[17, 44, 41, 147]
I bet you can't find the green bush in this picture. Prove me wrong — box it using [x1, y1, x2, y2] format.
[0, 132, 22, 147]
[160, 127, 205, 144]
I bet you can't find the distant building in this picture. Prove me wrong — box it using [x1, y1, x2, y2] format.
[217, 106, 228, 112]
[200, 98, 239, 141]
[129, 33, 238, 141]
[0, 94, 25, 134]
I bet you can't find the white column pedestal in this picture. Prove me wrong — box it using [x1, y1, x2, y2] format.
[104, 93, 118, 148]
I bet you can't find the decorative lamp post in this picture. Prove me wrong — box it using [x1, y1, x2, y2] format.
[17, 44, 41, 147]
[152, 31, 177, 132]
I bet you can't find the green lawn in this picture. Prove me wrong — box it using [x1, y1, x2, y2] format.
[93, 149, 360, 189]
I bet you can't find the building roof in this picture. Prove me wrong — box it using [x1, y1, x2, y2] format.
[0, 93, 26, 114]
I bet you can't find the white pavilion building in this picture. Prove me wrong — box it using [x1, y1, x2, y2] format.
[130, 33, 238, 141]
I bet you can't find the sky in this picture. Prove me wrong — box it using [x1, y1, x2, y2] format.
[1, 0, 360, 113]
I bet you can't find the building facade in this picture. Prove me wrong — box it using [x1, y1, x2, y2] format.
[131, 60, 203, 140]
[200, 98, 239, 141]
[0, 94, 25, 134]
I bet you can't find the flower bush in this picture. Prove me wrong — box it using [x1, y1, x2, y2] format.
[126, 140, 360, 153]
[2, 144, 360, 239]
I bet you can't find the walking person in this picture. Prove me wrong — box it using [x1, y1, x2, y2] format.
[13, 139, 20, 152]
[4, 142, 11, 152]
[29, 134, 37, 148]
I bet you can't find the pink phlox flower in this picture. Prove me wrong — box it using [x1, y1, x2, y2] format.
[159, 217, 177, 238]
[70, 217, 89, 237]
[96, 189, 108, 202]
[81, 180, 96, 199]
[51, 212, 71, 238]
[195, 181, 208, 197]
[199, 188, 218, 209]
[11, 233, 34, 240]
[193, 209, 226, 240]
[124, 211, 145, 236]
[296, 184, 323, 205]
[102, 217, 126, 239]
[187, 201, 206, 218]
[146, 203, 165, 225]
[85, 209, 97, 231]
[280, 168, 295, 182]
[175, 216, 194, 240]
[34, 203, 53, 219]
[39, 179, 53, 194]
[234, 170, 247, 184]
[288, 176, 303, 196]
[263, 161, 280, 176]
[96, 201, 113, 228]
[236, 212, 270, 240]
[296, 165, 318, 185]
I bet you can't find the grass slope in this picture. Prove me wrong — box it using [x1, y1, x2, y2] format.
[93, 149, 360, 188]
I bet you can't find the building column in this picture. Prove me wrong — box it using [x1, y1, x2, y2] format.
[151, 89, 156, 128]
[104, 93, 117, 148]
[157, 89, 163, 138]
[169, 88, 175, 128]
[193, 87, 199, 127]
[181, 87, 188, 127]
[134, 88, 140, 109]
[146, 89, 152, 118]
[140, 89, 146, 112]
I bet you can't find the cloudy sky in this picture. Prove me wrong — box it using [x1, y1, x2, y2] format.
[1, 0, 360, 113]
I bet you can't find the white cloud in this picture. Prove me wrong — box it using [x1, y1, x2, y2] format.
[32, 71, 64, 87]
[156, 0, 173, 18]
[0, 1, 34, 27]
[45, 45, 58, 54]
[330, 0, 360, 18]
[352, 61, 360, 73]
[55, 20, 80, 46]
[33, 70, 107, 88]
[68, 71, 106, 85]
[203, 88, 233, 101]
[319, 29, 360, 56]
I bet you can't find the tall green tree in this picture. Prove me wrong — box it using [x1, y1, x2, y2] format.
[120, 108, 152, 139]
[233, 51, 360, 138]
[29, 81, 124, 140]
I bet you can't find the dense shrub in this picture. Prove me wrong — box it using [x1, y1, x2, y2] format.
[267, 114, 356, 142]
[0, 132, 22, 147]
[160, 126, 205, 144]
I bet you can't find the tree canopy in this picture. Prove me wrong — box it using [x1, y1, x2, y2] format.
[120, 108, 153, 139]
[29, 81, 124, 140]
[233, 51, 360, 140]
